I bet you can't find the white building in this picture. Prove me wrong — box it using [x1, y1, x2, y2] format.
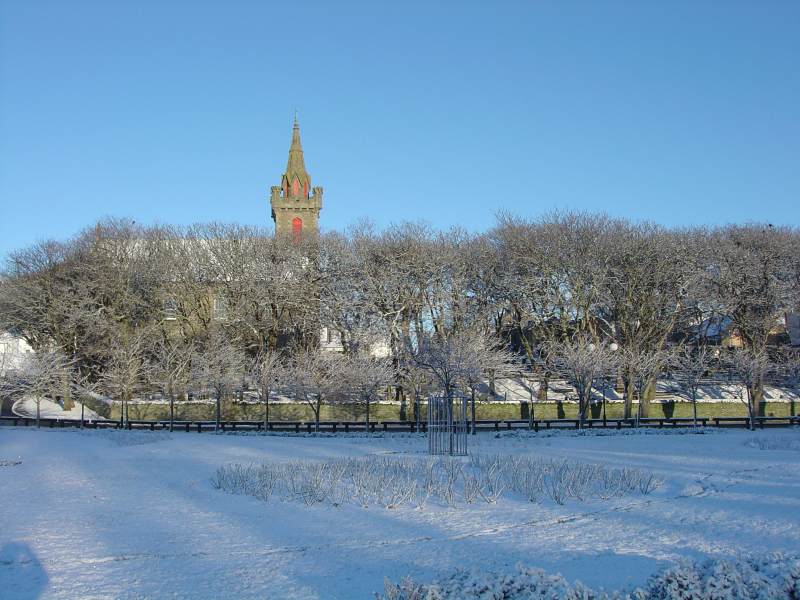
[0, 332, 34, 376]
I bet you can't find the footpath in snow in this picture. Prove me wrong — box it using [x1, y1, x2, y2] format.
[1, 427, 799, 599]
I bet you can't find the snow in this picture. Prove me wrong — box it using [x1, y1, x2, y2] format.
[11, 396, 102, 421]
[478, 376, 800, 403]
[1, 427, 799, 599]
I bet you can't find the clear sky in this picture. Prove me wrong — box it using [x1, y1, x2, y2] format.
[1, 1, 798, 260]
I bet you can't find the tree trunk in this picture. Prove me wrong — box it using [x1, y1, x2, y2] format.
[398, 386, 407, 421]
[692, 390, 698, 429]
[635, 386, 645, 427]
[639, 379, 657, 419]
[365, 397, 370, 431]
[750, 376, 764, 416]
[538, 374, 549, 401]
[263, 385, 270, 429]
[36, 402, 41, 428]
[169, 394, 175, 432]
[470, 388, 476, 435]
[315, 396, 321, 432]
[623, 374, 633, 420]
[80, 402, 85, 429]
[215, 395, 221, 432]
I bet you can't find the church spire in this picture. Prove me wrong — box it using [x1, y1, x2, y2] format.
[282, 116, 310, 198]
[270, 117, 323, 238]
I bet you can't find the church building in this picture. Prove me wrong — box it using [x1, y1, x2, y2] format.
[270, 118, 323, 240]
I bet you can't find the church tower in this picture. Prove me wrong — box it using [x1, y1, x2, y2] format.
[270, 118, 323, 239]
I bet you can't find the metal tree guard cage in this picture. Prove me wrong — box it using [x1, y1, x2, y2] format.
[427, 394, 468, 456]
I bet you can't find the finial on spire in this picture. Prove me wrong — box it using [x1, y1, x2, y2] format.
[293, 109, 298, 128]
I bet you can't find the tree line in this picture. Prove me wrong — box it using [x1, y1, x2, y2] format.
[1, 212, 798, 430]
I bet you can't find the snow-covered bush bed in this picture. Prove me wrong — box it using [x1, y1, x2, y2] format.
[744, 436, 800, 451]
[379, 553, 800, 599]
[0, 459, 22, 467]
[211, 454, 661, 508]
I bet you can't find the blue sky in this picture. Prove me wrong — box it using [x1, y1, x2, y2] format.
[1, 1, 798, 259]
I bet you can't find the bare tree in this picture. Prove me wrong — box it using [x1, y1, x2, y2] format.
[547, 335, 619, 428]
[284, 349, 344, 432]
[458, 332, 514, 434]
[71, 366, 100, 428]
[726, 348, 772, 430]
[192, 327, 247, 431]
[412, 330, 513, 433]
[620, 345, 674, 426]
[5, 350, 71, 427]
[349, 223, 433, 418]
[398, 353, 434, 429]
[602, 224, 696, 418]
[490, 212, 618, 400]
[150, 337, 194, 431]
[776, 348, 800, 390]
[671, 345, 714, 428]
[99, 328, 152, 428]
[706, 224, 795, 402]
[250, 348, 285, 428]
[343, 353, 394, 430]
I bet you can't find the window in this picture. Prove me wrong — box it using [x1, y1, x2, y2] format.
[292, 217, 303, 243]
[212, 295, 228, 321]
[162, 297, 178, 320]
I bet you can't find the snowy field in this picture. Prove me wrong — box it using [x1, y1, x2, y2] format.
[1, 427, 799, 599]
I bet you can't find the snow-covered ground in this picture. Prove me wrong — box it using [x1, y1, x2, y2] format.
[11, 396, 102, 421]
[1, 427, 799, 599]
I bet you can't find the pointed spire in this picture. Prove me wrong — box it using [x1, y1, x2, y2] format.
[282, 115, 310, 197]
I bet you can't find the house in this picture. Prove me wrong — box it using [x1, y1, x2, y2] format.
[0, 332, 34, 376]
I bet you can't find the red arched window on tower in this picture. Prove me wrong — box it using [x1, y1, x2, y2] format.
[292, 217, 303, 243]
[292, 179, 299, 197]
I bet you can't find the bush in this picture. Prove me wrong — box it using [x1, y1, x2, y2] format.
[211, 454, 661, 509]
[378, 554, 800, 599]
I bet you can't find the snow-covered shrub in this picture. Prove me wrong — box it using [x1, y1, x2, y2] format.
[210, 463, 282, 501]
[0, 459, 23, 467]
[212, 453, 661, 509]
[645, 554, 800, 599]
[379, 564, 615, 599]
[377, 554, 800, 599]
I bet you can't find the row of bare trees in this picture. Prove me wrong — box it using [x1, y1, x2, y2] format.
[1, 212, 798, 429]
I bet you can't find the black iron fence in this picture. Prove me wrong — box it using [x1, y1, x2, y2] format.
[1, 414, 798, 433]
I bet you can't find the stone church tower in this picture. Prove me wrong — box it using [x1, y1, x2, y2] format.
[270, 118, 323, 239]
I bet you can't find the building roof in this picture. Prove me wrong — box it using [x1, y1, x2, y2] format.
[281, 117, 311, 192]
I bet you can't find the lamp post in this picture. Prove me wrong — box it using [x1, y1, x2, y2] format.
[607, 343, 618, 426]
[601, 375, 608, 426]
